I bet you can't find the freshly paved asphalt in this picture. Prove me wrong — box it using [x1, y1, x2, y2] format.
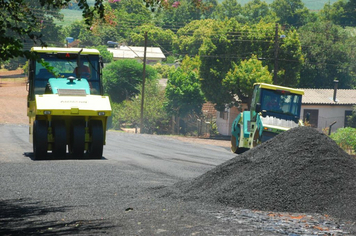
[1, 124, 278, 235]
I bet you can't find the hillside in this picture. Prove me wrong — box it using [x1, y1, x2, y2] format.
[56, 0, 339, 27]
[237, 0, 338, 10]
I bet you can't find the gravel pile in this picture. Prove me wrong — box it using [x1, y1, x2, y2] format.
[166, 127, 356, 221]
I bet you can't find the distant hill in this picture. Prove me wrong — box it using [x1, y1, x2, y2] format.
[56, 0, 338, 27]
[236, 0, 338, 10]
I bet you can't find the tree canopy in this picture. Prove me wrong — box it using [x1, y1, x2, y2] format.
[0, 0, 105, 61]
[102, 59, 157, 104]
[165, 56, 205, 117]
[175, 19, 303, 110]
[298, 20, 355, 89]
[222, 55, 273, 107]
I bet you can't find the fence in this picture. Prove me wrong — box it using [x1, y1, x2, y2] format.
[171, 114, 217, 137]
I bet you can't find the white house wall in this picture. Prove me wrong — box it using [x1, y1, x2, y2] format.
[300, 105, 352, 132]
[216, 106, 244, 136]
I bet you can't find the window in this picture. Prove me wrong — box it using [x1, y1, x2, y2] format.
[260, 89, 302, 117]
[34, 53, 101, 95]
[303, 109, 319, 128]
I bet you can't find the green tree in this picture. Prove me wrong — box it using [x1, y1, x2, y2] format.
[298, 20, 355, 89]
[222, 55, 273, 107]
[319, 0, 348, 25]
[63, 20, 84, 40]
[130, 24, 177, 55]
[241, 0, 275, 24]
[320, 0, 356, 26]
[165, 56, 205, 118]
[270, 0, 311, 26]
[181, 19, 303, 110]
[1, 0, 105, 61]
[152, 63, 175, 78]
[102, 59, 157, 103]
[173, 19, 219, 57]
[212, 0, 243, 21]
[112, 79, 170, 134]
[3, 0, 201, 61]
[275, 28, 303, 87]
[156, 0, 217, 30]
[64, 20, 102, 47]
[1, 0, 65, 68]
[93, 45, 113, 63]
[98, 0, 152, 41]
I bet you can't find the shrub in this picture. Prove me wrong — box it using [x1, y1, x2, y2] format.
[330, 127, 356, 154]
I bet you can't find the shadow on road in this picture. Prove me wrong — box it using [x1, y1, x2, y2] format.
[0, 199, 114, 235]
[23, 152, 108, 161]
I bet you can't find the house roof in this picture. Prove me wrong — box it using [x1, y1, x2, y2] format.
[107, 46, 165, 60]
[301, 88, 356, 105]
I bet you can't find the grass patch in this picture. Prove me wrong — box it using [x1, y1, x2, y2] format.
[54, 9, 82, 27]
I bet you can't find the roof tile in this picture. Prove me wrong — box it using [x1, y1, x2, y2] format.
[301, 89, 356, 105]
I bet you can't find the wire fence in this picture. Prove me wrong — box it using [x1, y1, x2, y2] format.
[171, 113, 217, 137]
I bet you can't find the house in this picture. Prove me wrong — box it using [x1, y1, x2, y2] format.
[301, 88, 356, 132]
[216, 105, 247, 136]
[216, 86, 356, 136]
[107, 46, 166, 64]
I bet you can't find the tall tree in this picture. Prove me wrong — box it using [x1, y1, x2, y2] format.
[173, 19, 219, 56]
[1, 0, 105, 61]
[156, 0, 217, 30]
[165, 56, 205, 118]
[319, 0, 356, 26]
[298, 20, 355, 89]
[270, 0, 311, 26]
[88, 0, 152, 45]
[175, 19, 303, 110]
[212, 0, 243, 21]
[102, 59, 157, 103]
[2, 0, 208, 61]
[222, 55, 273, 108]
[241, 0, 274, 24]
[130, 24, 177, 54]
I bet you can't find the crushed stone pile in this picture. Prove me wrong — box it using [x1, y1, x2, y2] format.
[165, 126, 356, 221]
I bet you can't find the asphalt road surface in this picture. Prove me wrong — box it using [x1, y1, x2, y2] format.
[1, 124, 280, 235]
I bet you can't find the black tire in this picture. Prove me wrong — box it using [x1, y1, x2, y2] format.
[53, 120, 67, 159]
[231, 135, 238, 153]
[88, 120, 103, 159]
[70, 120, 85, 158]
[231, 124, 249, 154]
[33, 120, 48, 160]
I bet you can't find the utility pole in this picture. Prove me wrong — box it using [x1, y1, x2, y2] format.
[273, 23, 279, 84]
[140, 32, 148, 134]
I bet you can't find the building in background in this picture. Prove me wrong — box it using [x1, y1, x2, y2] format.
[107, 46, 165, 64]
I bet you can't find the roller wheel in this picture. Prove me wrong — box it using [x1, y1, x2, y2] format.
[231, 124, 248, 154]
[33, 120, 48, 160]
[53, 120, 67, 159]
[88, 120, 103, 159]
[70, 121, 85, 158]
[231, 135, 238, 153]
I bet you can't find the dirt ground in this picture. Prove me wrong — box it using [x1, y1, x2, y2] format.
[0, 70, 28, 125]
[0, 70, 230, 147]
